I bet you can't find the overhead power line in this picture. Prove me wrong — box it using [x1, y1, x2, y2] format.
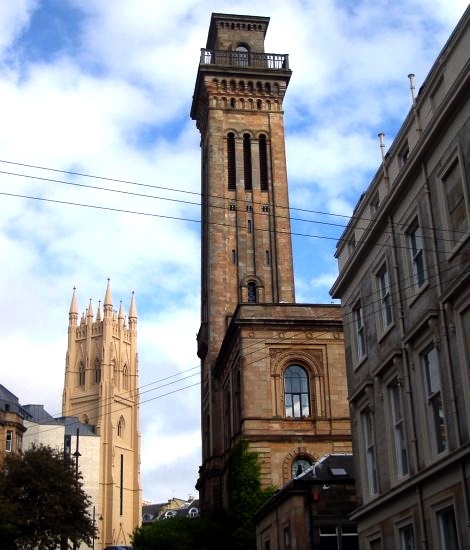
[1, 159, 469, 245]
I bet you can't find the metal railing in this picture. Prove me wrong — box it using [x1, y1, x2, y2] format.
[199, 49, 289, 70]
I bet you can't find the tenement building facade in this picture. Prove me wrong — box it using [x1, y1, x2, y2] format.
[191, 13, 351, 513]
[62, 281, 141, 549]
[331, 7, 470, 549]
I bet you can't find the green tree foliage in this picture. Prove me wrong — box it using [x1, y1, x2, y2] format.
[132, 438, 274, 550]
[0, 444, 96, 550]
[132, 516, 226, 550]
[226, 438, 276, 550]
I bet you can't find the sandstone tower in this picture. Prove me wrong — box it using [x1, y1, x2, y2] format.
[62, 281, 141, 548]
[191, 13, 352, 513]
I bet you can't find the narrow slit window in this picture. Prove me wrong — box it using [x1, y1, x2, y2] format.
[259, 134, 268, 191]
[247, 281, 257, 303]
[243, 134, 252, 190]
[227, 133, 236, 190]
[248, 219, 252, 233]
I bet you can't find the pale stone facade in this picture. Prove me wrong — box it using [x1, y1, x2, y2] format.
[62, 281, 141, 549]
[191, 13, 351, 513]
[23, 414, 101, 550]
[331, 6, 470, 548]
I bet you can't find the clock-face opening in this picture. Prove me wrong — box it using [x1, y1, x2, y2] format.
[292, 457, 312, 478]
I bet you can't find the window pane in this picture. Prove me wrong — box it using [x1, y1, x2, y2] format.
[399, 524, 415, 550]
[285, 395, 293, 417]
[444, 159, 468, 244]
[422, 346, 447, 453]
[293, 394, 301, 417]
[438, 507, 459, 550]
[424, 347, 440, 394]
[284, 366, 310, 418]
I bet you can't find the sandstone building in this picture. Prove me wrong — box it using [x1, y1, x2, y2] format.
[0, 384, 29, 464]
[191, 13, 351, 513]
[62, 281, 141, 549]
[330, 6, 470, 548]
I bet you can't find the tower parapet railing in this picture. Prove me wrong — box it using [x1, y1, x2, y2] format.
[199, 49, 289, 70]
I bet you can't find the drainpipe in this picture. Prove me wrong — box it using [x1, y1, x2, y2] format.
[390, 215, 427, 549]
[416, 485, 428, 550]
[389, 215, 419, 471]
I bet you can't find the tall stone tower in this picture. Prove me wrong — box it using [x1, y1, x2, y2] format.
[191, 13, 352, 513]
[62, 281, 141, 549]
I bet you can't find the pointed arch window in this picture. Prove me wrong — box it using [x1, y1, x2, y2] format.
[117, 416, 125, 438]
[247, 281, 257, 303]
[79, 362, 85, 386]
[227, 133, 236, 190]
[259, 134, 268, 191]
[94, 359, 101, 383]
[284, 365, 310, 418]
[243, 134, 252, 190]
[123, 364, 129, 390]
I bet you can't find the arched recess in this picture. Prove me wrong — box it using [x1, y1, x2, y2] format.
[227, 132, 236, 190]
[122, 364, 129, 390]
[240, 275, 264, 303]
[282, 448, 317, 483]
[269, 348, 325, 418]
[79, 361, 85, 386]
[117, 415, 125, 438]
[94, 358, 101, 383]
[258, 133, 269, 191]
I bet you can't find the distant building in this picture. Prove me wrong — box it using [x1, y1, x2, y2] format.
[142, 497, 200, 524]
[255, 454, 358, 550]
[62, 281, 141, 549]
[0, 384, 30, 464]
[22, 405, 100, 549]
[191, 13, 352, 514]
[331, 6, 470, 549]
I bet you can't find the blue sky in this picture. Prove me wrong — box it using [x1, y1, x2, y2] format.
[0, 0, 467, 503]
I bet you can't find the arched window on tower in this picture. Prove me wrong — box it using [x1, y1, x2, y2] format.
[247, 281, 257, 303]
[235, 44, 249, 67]
[227, 133, 236, 190]
[112, 359, 118, 386]
[284, 365, 310, 418]
[79, 362, 85, 386]
[259, 134, 268, 191]
[243, 134, 252, 190]
[117, 416, 125, 438]
[94, 359, 101, 383]
[123, 364, 129, 390]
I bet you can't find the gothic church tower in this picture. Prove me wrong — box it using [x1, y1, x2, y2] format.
[62, 281, 141, 549]
[191, 13, 351, 513]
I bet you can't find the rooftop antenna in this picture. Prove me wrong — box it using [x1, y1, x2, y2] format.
[408, 73, 422, 135]
[378, 132, 390, 191]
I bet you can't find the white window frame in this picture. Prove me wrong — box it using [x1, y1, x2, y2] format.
[421, 344, 447, 455]
[353, 299, 366, 362]
[436, 505, 459, 550]
[5, 429, 13, 452]
[407, 219, 427, 290]
[377, 263, 393, 331]
[389, 381, 409, 478]
[439, 151, 469, 253]
[362, 407, 378, 496]
[398, 522, 416, 550]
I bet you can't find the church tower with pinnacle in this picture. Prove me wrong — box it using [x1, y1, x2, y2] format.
[62, 280, 141, 549]
[191, 13, 352, 513]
